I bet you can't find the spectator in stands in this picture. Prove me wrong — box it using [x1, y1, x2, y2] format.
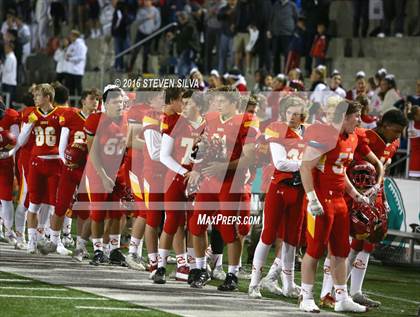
[285, 15, 307, 74]
[87, 0, 101, 38]
[50, 0, 66, 37]
[158, 30, 176, 75]
[346, 71, 367, 100]
[380, 74, 402, 114]
[15, 15, 30, 64]
[367, 76, 382, 115]
[378, 0, 407, 37]
[374, 68, 388, 90]
[208, 69, 223, 88]
[111, 0, 130, 71]
[407, 104, 420, 178]
[250, 0, 272, 72]
[288, 67, 304, 81]
[252, 68, 269, 94]
[309, 64, 327, 105]
[189, 2, 206, 69]
[225, 69, 247, 91]
[1, 9, 17, 40]
[357, 94, 378, 129]
[65, 30, 87, 96]
[233, 0, 252, 74]
[189, 67, 207, 91]
[217, 0, 237, 74]
[268, 0, 298, 75]
[352, 0, 369, 38]
[0, 42, 17, 104]
[175, 11, 200, 78]
[407, 79, 420, 107]
[309, 22, 328, 67]
[34, 0, 49, 50]
[54, 37, 70, 84]
[204, 0, 223, 74]
[324, 69, 346, 98]
[129, 0, 161, 73]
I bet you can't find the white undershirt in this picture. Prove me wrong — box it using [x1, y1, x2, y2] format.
[269, 142, 301, 172]
[160, 133, 189, 176]
[143, 129, 161, 161]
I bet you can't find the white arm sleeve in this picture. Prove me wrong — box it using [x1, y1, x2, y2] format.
[160, 133, 189, 176]
[15, 122, 33, 151]
[59, 127, 70, 162]
[270, 142, 301, 172]
[144, 129, 162, 161]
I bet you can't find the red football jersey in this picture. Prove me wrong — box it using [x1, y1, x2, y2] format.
[354, 127, 372, 158]
[265, 121, 305, 183]
[60, 108, 88, 145]
[305, 124, 358, 193]
[161, 112, 205, 171]
[360, 129, 399, 165]
[84, 112, 128, 169]
[22, 106, 68, 157]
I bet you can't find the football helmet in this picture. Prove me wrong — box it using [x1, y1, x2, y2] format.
[0, 130, 16, 151]
[64, 142, 87, 167]
[350, 201, 387, 243]
[347, 160, 377, 189]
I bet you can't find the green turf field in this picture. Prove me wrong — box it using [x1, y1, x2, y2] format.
[0, 271, 176, 317]
[2, 236, 419, 317]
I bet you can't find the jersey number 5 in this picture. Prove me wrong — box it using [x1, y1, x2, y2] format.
[333, 152, 354, 174]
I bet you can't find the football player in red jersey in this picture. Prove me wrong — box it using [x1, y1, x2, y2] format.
[346, 109, 407, 307]
[38, 89, 100, 257]
[154, 89, 206, 284]
[299, 101, 368, 313]
[139, 90, 167, 277]
[83, 86, 128, 266]
[124, 90, 164, 271]
[6, 84, 68, 254]
[189, 86, 259, 291]
[0, 100, 19, 245]
[249, 96, 306, 299]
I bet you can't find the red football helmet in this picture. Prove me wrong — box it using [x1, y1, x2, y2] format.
[64, 142, 88, 167]
[0, 130, 17, 151]
[350, 201, 387, 243]
[347, 160, 377, 189]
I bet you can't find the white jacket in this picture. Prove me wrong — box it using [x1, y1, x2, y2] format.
[65, 38, 87, 76]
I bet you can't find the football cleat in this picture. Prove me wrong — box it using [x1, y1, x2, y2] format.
[260, 276, 283, 295]
[190, 269, 210, 288]
[188, 268, 201, 285]
[5, 230, 17, 246]
[248, 285, 263, 299]
[109, 248, 127, 266]
[153, 267, 166, 284]
[299, 297, 321, 313]
[38, 241, 57, 255]
[90, 250, 109, 266]
[335, 298, 368, 312]
[27, 240, 37, 254]
[149, 263, 158, 280]
[320, 292, 336, 308]
[352, 292, 381, 308]
[167, 255, 176, 264]
[73, 247, 89, 262]
[237, 267, 251, 280]
[126, 253, 146, 271]
[175, 265, 190, 282]
[56, 241, 72, 256]
[62, 234, 75, 248]
[15, 239, 27, 250]
[212, 266, 226, 281]
[217, 273, 238, 292]
[282, 284, 301, 298]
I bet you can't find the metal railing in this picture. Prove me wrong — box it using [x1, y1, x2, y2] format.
[100, 22, 177, 88]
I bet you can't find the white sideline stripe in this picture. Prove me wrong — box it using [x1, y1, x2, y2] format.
[0, 294, 108, 300]
[75, 306, 149, 312]
[0, 279, 31, 282]
[365, 291, 420, 305]
[0, 287, 68, 291]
